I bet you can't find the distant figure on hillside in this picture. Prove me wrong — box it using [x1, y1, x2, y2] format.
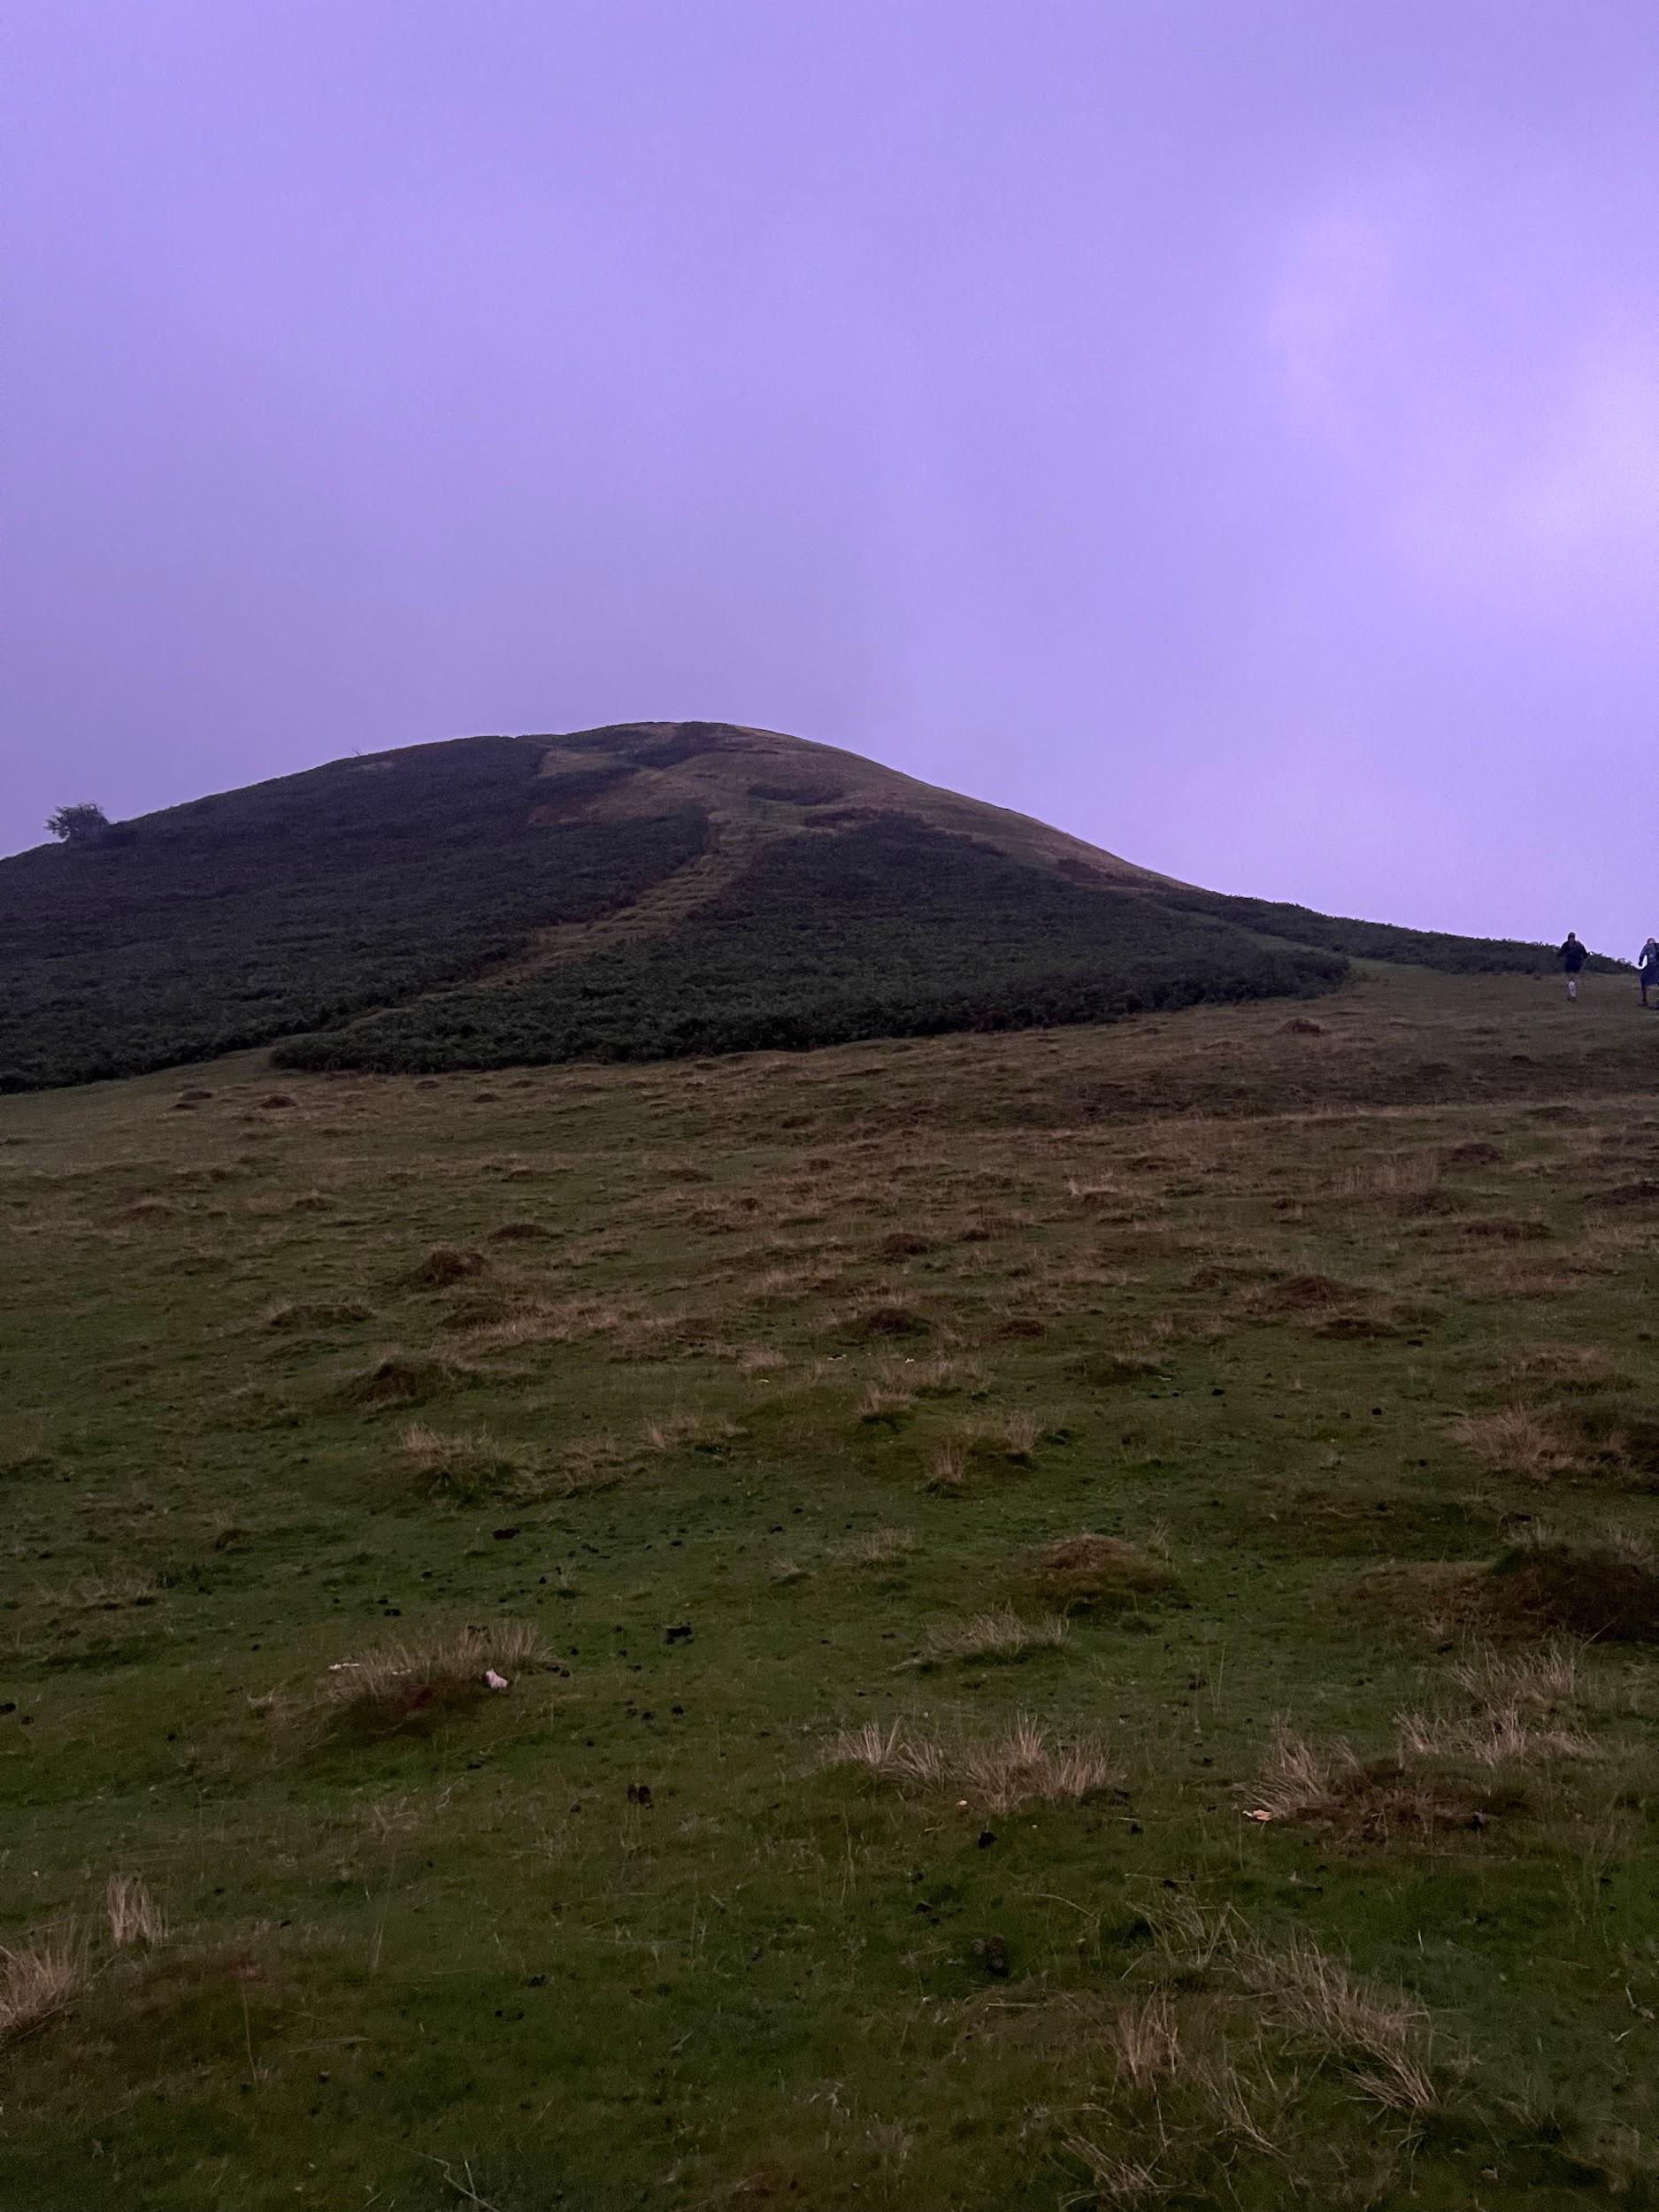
[1640, 939, 1659, 1009]
[1560, 932, 1587, 1000]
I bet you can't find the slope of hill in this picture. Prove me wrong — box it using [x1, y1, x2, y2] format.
[4, 966, 1659, 2209]
[0, 719, 1618, 1089]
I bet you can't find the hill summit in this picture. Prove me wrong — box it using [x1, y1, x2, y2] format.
[0, 722, 1586, 1090]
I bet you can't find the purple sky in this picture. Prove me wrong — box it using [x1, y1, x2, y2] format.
[4, 3, 1657, 950]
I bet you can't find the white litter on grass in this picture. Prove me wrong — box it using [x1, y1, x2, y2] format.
[484, 1669, 511, 1692]
[328, 1662, 361, 1672]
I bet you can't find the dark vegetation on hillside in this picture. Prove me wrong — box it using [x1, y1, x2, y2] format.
[0, 739, 706, 1090]
[275, 818, 1348, 1072]
[3, 724, 1627, 1091]
[1165, 886, 1627, 975]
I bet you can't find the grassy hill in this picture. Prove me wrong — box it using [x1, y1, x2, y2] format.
[1, 721, 1613, 1090]
[3, 962, 1659, 2208]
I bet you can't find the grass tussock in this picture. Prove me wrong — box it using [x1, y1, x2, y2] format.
[399, 1421, 527, 1501]
[839, 1294, 932, 1342]
[1065, 1907, 1444, 2202]
[105, 1875, 166, 1952]
[323, 1622, 549, 1738]
[1144, 1898, 1440, 2112]
[1509, 1346, 1634, 1395]
[1486, 1525, 1659, 1641]
[403, 1244, 488, 1289]
[1001, 1532, 1174, 1615]
[639, 1411, 740, 1455]
[1256, 1642, 1602, 1842]
[342, 1351, 470, 1410]
[1454, 1405, 1579, 1480]
[916, 1608, 1070, 1666]
[0, 1927, 83, 2041]
[835, 1526, 918, 1569]
[823, 1712, 1114, 1812]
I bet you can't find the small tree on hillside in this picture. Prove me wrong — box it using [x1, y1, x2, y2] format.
[47, 803, 112, 844]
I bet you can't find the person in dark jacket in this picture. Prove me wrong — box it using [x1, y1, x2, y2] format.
[1560, 933, 1587, 999]
[1640, 939, 1659, 1008]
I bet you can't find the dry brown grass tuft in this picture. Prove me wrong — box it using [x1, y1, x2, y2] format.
[957, 1716, 1116, 1812]
[835, 1527, 918, 1569]
[323, 1622, 549, 1737]
[822, 1718, 947, 1786]
[1257, 1640, 1607, 1845]
[105, 1875, 166, 1952]
[737, 1344, 787, 1375]
[1104, 1989, 1181, 2093]
[1241, 1932, 1438, 2114]
[64, 1569, 165, 1613]
[399, 1421, 526, 1500]
[917, 1609, 1070, 1665]
[881, 1352, 982, 1397]
[926, 1440, 971, 1496]
[1001, 1532, 1174, 1615]
[1141, 1900, 1440, 2116]
[1508, 1346, 1634, 1395]
[856, 1383, 914, 1426]
[823, 1712, 1111, 1809]
[0, 1926, 83, 2040]
[639, 1411, 739, 1455]
[1453, 1406, 1578, 1480]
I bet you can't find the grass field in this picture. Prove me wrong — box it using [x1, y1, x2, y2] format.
[4, 960, 1659, 2208]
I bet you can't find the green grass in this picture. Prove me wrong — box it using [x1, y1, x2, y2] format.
[4, 962, 1659, 2207]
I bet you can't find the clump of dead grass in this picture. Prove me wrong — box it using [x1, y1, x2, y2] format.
[926, 1440, 970, 1496]
[835, 1527, 918, 1569]
[1453, 1406, 1579, 1480]
[323, 1622, 549, 1738]
[823, 1712, 1114, 1812]
[1508, 1346, 1633, 1395]
[916, 1609, 1070, 1666]
[0, 1926, 85, 2041]
[399, 1421, 527, 1501]
[1254, 1641, 1604, 1843]
[639, 1411, 740, 1455]
[1141, 1898, 1441, 2113]
[105, 1875, 166, 1952]
[1064, 1902, 1446, 2203]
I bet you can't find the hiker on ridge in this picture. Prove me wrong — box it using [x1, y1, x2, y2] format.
[1640, 939, 1659, 1009]
[1560, 932, 1588, 1000]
